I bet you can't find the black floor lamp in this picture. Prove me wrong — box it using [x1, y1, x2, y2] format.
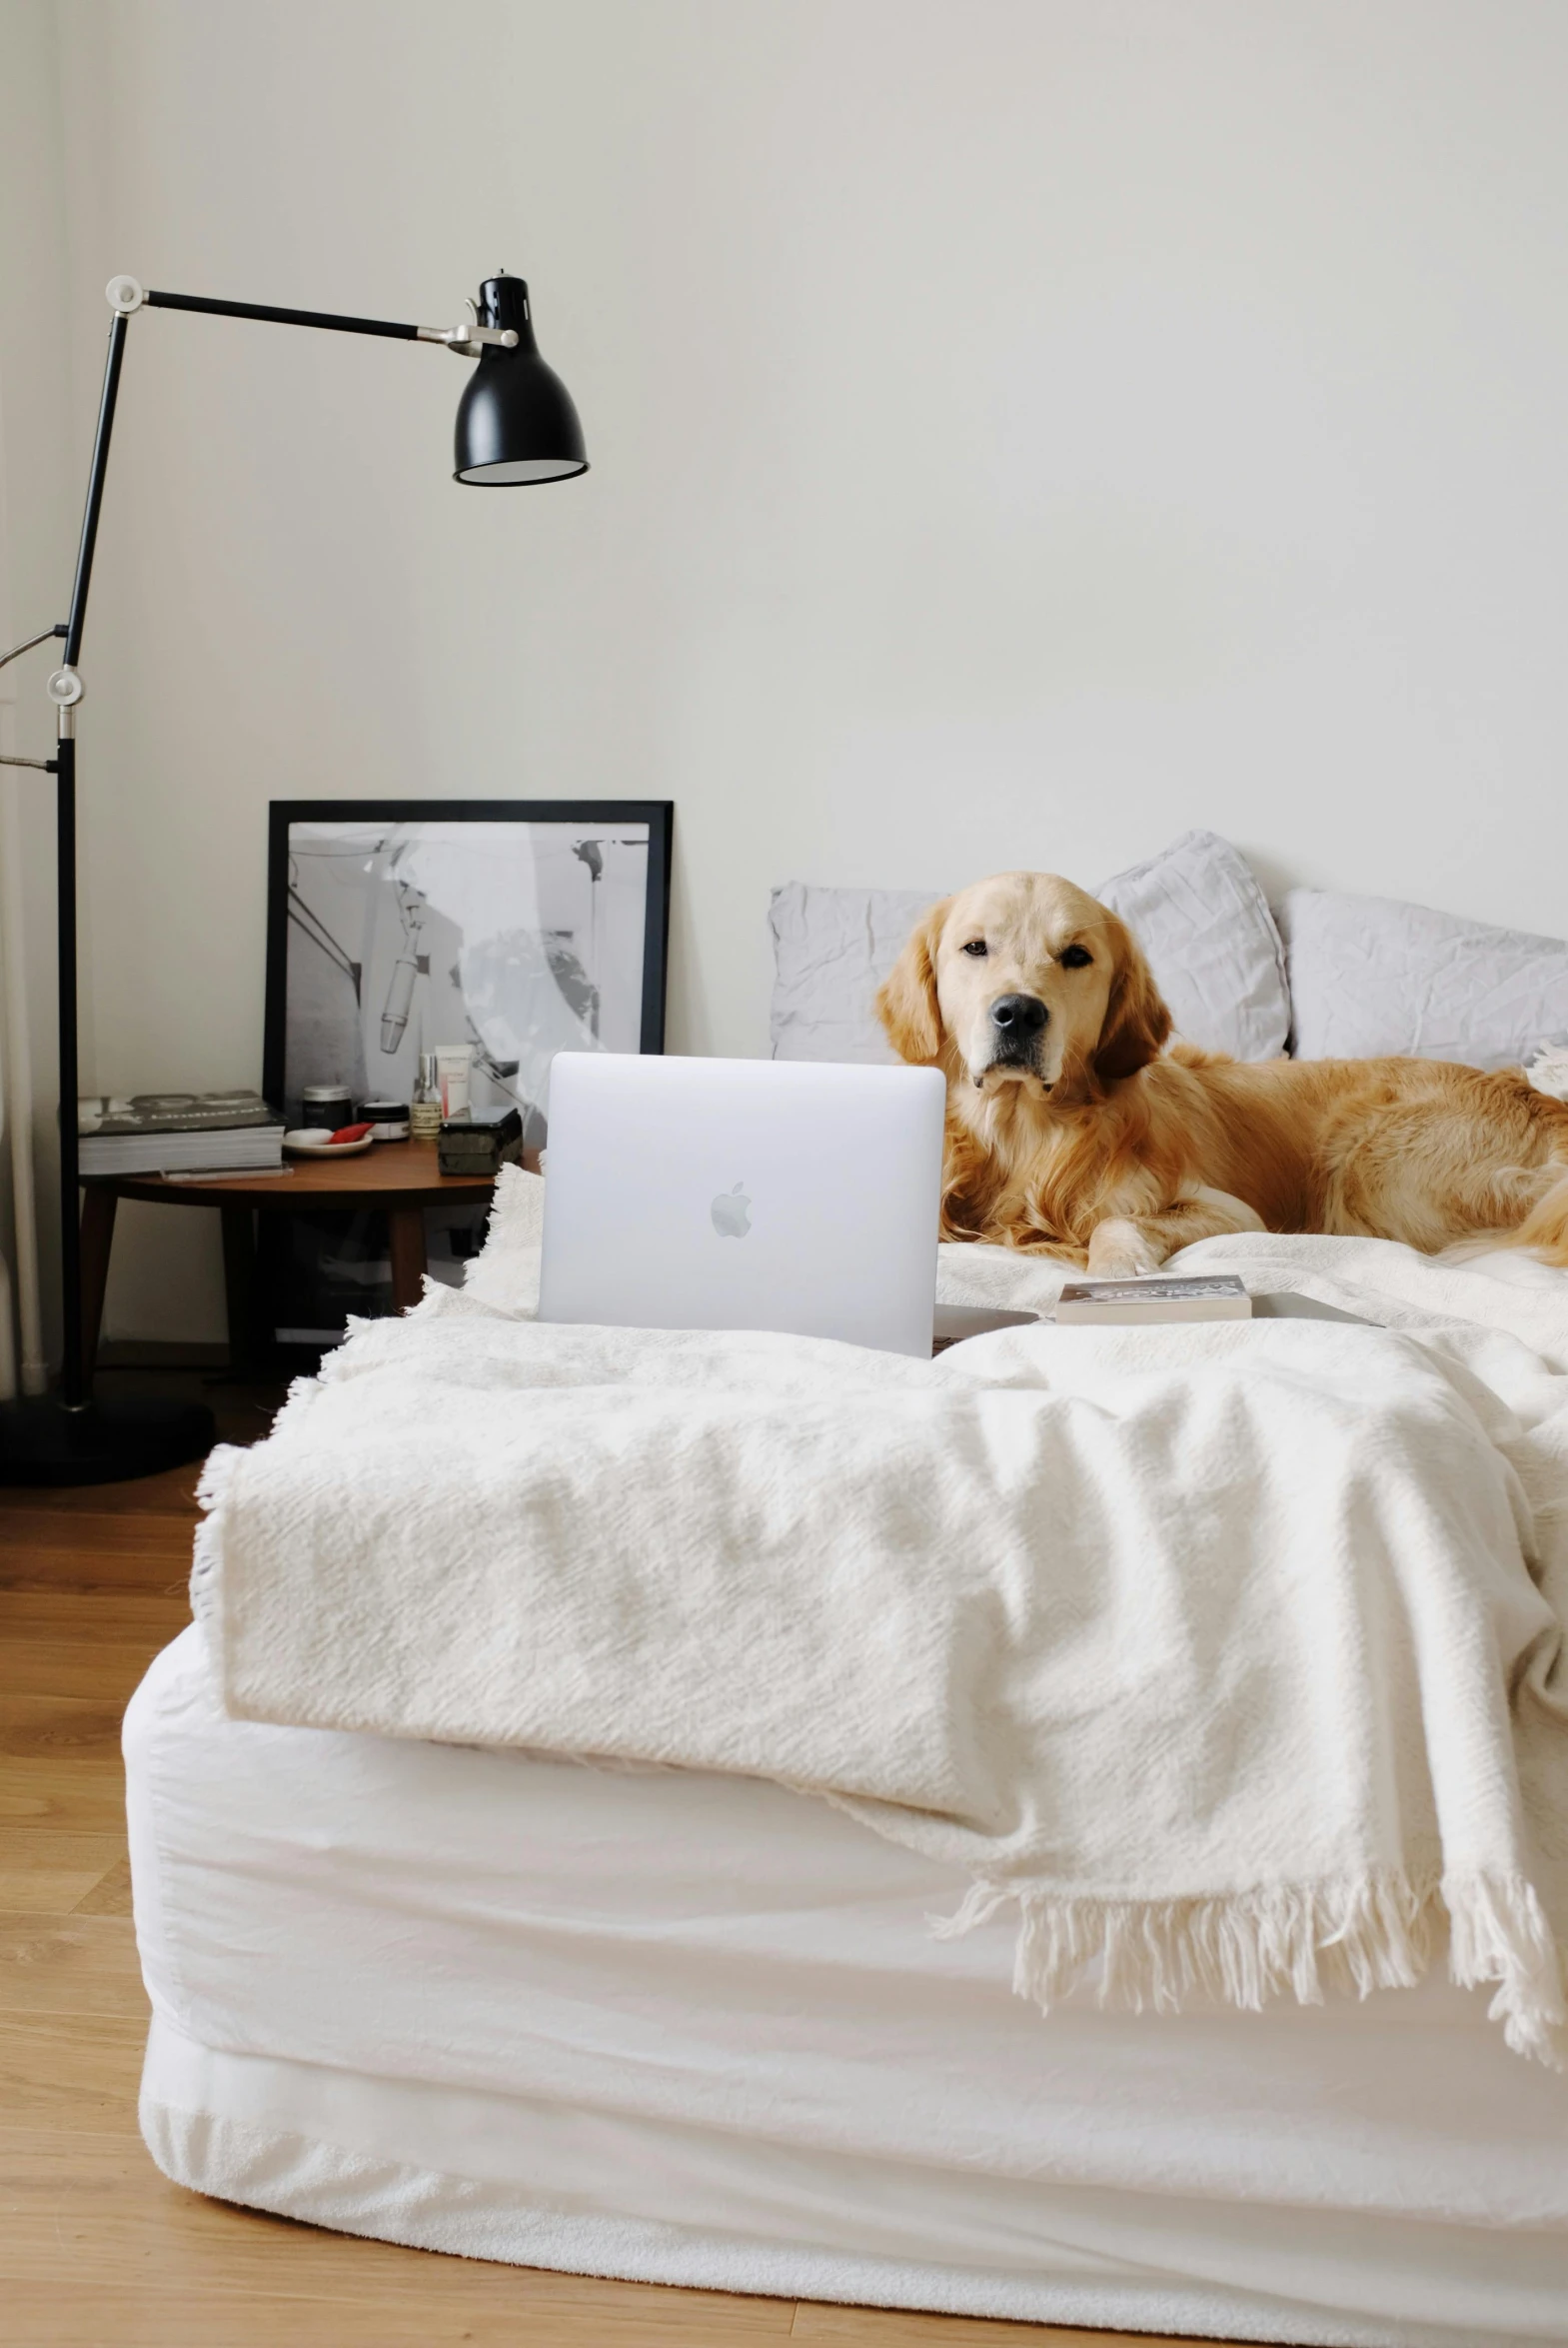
[0, 269, 587, 1486]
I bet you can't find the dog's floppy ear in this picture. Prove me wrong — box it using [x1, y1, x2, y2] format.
[876, 898, 951, 1066]
[1093, 917, 1171, 1082]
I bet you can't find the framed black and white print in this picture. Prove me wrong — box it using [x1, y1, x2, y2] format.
[264, 800, 674, 1148]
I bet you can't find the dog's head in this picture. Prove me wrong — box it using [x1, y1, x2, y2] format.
[875, 872, 1170, 1102]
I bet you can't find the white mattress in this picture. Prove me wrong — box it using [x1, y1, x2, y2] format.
[126, 1628, 1568, 2347]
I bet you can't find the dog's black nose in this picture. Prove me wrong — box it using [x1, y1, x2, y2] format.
[990, 992, 1047, 1037]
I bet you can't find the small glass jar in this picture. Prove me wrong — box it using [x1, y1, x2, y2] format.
[410, 1053, 443, 1142]
[302, 1083, 352, 1133]
[358, 1098, 411, 1142]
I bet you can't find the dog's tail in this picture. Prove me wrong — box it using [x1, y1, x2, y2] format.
[1480, 1055, 1568, 1267]
[1442, 1060, 1568, 1267]
[1508, 1167, 1568, 1268]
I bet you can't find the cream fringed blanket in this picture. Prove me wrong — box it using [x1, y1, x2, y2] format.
[193, 1187, 1568, 2066]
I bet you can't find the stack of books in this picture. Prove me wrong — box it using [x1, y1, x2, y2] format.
[78, 1092, 285, 1177]
[1054, 1274, 1252, 1323]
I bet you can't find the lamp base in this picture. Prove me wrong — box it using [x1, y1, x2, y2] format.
[0, 1391, 216, 1487]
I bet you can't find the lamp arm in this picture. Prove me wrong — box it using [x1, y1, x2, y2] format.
[60, 273, 521, 686]
[115, 277, 517, 356]
[145, 286, 423, 340]
[0, 624, 67, 673]
[63, 312, 129, 671]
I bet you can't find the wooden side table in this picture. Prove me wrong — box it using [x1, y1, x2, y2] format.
[78, 1139, 507, 1377]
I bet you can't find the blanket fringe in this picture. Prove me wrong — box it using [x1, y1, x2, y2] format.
[935, 1870, 1568, 2066]
[190, 1442, 247, 1644]
[1444, 1869, 1568, 2068]
[190, 1363, 327, 1643]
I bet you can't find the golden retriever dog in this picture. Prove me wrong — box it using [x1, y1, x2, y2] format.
[875, 872, 1568, 1277]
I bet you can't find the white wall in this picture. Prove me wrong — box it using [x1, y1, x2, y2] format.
[6, 0, 1568, 1343]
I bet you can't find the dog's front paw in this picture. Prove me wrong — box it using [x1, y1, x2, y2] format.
[1086, 1219, 1162, 1279]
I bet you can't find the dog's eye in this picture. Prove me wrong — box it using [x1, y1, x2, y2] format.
[1059, 944, 1093, 969]
[961, 940, 988, 958]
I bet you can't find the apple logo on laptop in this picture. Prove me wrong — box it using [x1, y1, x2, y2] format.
[711, 1181, 752, 1238]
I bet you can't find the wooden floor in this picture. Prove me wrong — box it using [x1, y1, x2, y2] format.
[0, 1363, 1223, 2348]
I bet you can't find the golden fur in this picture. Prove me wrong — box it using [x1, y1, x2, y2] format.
[875, 872, 1568, 1276]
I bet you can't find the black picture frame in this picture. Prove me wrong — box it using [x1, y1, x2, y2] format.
[259, 799, 673, 1353]
[263, 798, 675, 1121]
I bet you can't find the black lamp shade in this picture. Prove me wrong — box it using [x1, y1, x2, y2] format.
[454, 275, 588, 485]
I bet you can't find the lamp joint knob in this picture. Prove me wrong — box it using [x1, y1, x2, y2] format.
[417, 323, 521, 356]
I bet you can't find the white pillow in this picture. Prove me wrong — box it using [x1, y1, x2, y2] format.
[1094, 831, 1290, 1063]
[1278, 889, 1568, 1070]
[769, 832, 1290, 1065]
[769, 883, 937, 1064]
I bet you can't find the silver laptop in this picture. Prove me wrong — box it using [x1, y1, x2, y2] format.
[538, 1053, 946, 1355]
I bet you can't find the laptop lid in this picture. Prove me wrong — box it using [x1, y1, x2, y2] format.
[538, 1054, 946, 1356]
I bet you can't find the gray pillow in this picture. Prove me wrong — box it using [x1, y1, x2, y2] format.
[768, 832, 1291, 1064]
[1277, 889, 1568, 1070]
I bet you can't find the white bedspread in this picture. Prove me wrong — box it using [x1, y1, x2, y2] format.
[193, 1180, 1568, 2065]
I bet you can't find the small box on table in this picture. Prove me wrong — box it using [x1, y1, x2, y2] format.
[438, 1107, 524, 1178]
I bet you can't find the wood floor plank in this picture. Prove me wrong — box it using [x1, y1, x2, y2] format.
[0, 1590, 192, 1640]
[0, 1914, 143, 2017]
[0, 1831, 128, 1906]
[0, 1757, 130, 1832]
[0, 1834, 126, 1875]
[72, 1857, 134, 1917]
[0, 2290, 773, 2347]
[0, 1502, 193, 1544]
[0, 2281, 789, 2347]
[0, 2121, 151, 2178]
[0, 1693, 128, 1764]
[0, 1461, 205, 1520]
[0, 2008, 148, 2129]
[0, 1497, 195, 1543]
[2, 1640, 175, 1702]
[0, 1514, 196, 1595]
[0, 1498, 198, 1552]
[0, 1868, 107, 1915]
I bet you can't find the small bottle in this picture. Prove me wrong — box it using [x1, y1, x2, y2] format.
[410, 1052, 443, 1142]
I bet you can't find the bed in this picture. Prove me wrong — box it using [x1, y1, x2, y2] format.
[124, 839, 1568, 2348]
[129, 1621, 1568, 2348]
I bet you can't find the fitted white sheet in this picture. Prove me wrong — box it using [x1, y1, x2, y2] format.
[127, 1628, 1568, 2347]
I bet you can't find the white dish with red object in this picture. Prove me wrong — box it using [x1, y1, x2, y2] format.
[282, 1129, 376, 1159]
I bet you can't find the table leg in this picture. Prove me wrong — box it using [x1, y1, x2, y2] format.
[78, 1187, 117, 1382]
[388, 1205, 428, 1312]
[220, 1205, 268, 1375]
